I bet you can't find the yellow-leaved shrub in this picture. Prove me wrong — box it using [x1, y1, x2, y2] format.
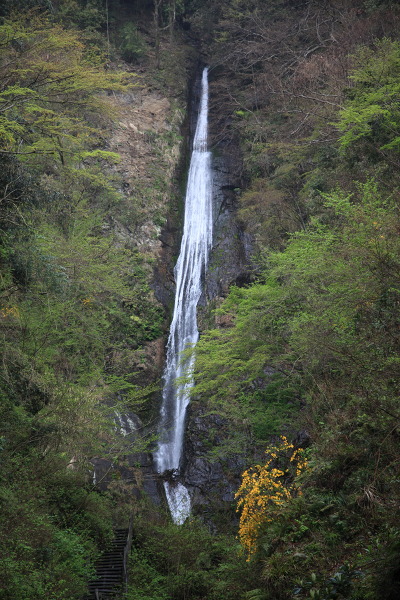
[235, 436, 307, 559]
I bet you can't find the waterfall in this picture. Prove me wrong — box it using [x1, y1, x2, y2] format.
[154, 67, 212, 524]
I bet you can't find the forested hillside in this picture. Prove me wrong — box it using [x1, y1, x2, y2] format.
[0, 1, 193, 597]
[1, 1, 399, 599]
[190, 1, 400, 598]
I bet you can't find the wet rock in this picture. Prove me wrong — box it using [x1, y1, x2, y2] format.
[182, 404, 245, 520]
[204, 149, 253, 301]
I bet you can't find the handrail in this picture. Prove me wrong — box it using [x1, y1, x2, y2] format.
[123, 514, 134, 592]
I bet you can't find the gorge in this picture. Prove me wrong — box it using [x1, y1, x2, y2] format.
[1, 2, 400, 599]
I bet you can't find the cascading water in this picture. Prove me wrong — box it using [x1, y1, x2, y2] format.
[154, 67, 212, 524]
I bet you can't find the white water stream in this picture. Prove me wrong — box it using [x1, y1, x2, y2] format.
[154, 68, 212, 524]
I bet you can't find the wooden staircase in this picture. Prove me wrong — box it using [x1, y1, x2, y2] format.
[86, 525, 132, 600]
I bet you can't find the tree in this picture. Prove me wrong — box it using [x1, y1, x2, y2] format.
[338, 38, 400, 165]
[0, 12, 133, 161]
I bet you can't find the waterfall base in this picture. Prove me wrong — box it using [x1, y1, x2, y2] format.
[164, 481, 191, 525]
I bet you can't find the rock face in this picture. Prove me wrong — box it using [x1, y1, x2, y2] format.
[182, 403, 245, 514]
[206, 148, 252, 299]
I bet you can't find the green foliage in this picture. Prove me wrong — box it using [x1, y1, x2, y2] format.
[0, 406, 113, 599]
[338, 39, 400, 160]
[191, 281, 303, 459]
[126, 515, 261, 600]
[186, 3, 400, 599]
[193, 179, 400, 597]
[294, 565, 358, 599]
[0, 12, 134, 157]
[125, 548, 169, 600]
[118, 22, 147, 63]
[55, 0, 107, 31]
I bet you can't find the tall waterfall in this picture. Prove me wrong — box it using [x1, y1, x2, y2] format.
[154, 68, 212, 524]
